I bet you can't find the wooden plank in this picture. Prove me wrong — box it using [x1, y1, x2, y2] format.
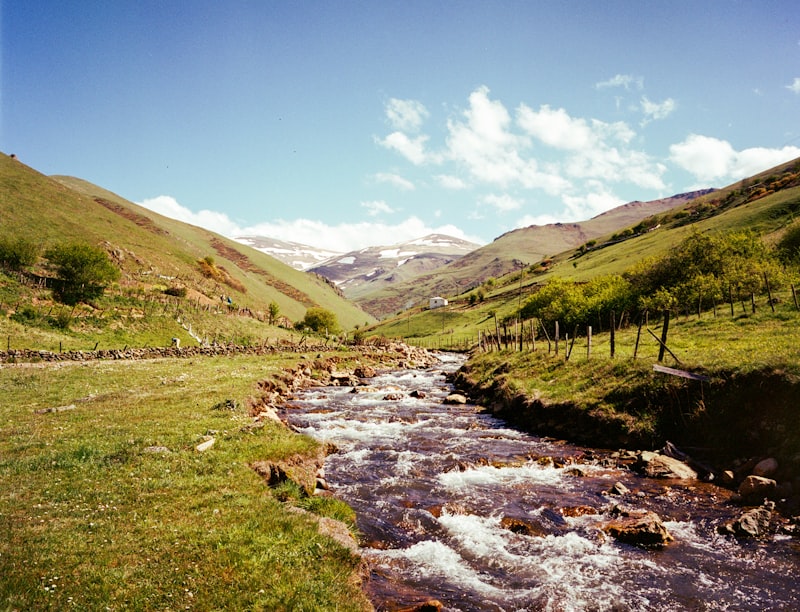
[653, 364, 710, 382]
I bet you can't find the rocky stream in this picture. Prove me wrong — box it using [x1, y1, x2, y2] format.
[283, 352, 800, 611]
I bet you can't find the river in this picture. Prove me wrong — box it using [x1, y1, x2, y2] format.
[284, 353, 800, 611]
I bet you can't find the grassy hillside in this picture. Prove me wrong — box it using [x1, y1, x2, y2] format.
[0, 153, 374, 347]
[357, 192, 708, 318]
[369, 157, 800, 344]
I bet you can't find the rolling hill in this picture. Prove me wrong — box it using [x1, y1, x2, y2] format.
[309, 234, 480, 300]
[356, 191, 713, 318]
[0, 152, 375, 333]
[369, 156, 800, 341]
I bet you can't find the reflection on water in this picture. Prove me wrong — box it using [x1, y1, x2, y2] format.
[285, 354, 800, 611]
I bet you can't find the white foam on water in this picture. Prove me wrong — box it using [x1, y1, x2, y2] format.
[371, 540, 504, 598]
[437, 461, 566, 491]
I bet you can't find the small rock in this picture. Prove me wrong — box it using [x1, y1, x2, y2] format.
[143, 445, 171, 454]
[443, 393, 467, 405]
[718, 506, 772, 538]
[603, 509, 673, 547]
[753, 457, 779, 478]
[637, 451, 697, 480]
[196, 437, 215, 452]
[607, 482, 630, 496]
[738, 475, 777, 500]
[410, 389, 427, 399]
[383, 393, 404, 401]
[500, 516, 550, 537]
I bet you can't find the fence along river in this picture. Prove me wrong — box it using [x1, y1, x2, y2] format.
[284, 353, 799, 611]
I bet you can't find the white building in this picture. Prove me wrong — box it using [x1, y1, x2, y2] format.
[429, 296, 448, 309]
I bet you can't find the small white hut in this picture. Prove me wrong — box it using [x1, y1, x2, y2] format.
[429, 296, 448, 310]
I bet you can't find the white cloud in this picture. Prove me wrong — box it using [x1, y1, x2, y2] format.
[136, 196, 242, 235]
[516, 104, 593, 150]
[136, 195, 483, 252]
[385, 98, 429, 132]
[482, 193, 523, 212]
[596, 74, 644, 90]
[669, 134, 800, 183]
[640, 96, 676, 124]
[240, 217, 484, 252]
[435, 174, 469, 190]
[514, 212, 561, 228]
[786, 77, 800, 94]
[361, 200, 395, 216]
[561, 188, 626, 220]
[376, 131, 430, 165]
[444, 86, 570, 194]
[374, 172, 415, 190]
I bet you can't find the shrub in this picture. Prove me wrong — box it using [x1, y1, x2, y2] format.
[0, 237, 40, 271]
[296, 307, 340, 335]
[164, 286, 187, 298]
[45, 242, 120, 305]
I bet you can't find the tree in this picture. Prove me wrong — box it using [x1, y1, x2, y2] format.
[0, 237, 40, 271]
[777, 220, 800, 266]
[296, 307, 340, 335]
[45, 242, 120, 305]
[268, 301, 280, 325]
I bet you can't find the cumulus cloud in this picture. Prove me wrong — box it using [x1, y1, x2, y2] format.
[376, 131, 431, 165]
[669, 134, 800, 183]
[240, 216, 483, 252]
[640, 96, 676, 124]
[435, 174, 469, 190]
[482, 193, 523, 212]
[361, 200, 396, 216]
[374, 172, 415, 190]
[136, 196, 242, 235]
[444, 87, 570, 193]
[516, 104, 594, 150]
[786, 78, 800, 94]
[596, 74, 644, 90]
[136, 196, 482, 252]
[385, 98, 429, 132]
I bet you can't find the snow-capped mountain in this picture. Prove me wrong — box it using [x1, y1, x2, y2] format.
[309, 233, 481, 298]
[234, 236, 342, 271]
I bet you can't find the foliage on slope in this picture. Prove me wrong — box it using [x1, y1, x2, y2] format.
[0, 153, 374, 338]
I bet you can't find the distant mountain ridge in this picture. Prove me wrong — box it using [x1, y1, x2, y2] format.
[309, 233, 481, 299]
[353, 190, 715, 318]
[234, 236, 341, 270]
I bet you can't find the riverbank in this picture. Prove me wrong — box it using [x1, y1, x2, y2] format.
[451, 349, 800, 516]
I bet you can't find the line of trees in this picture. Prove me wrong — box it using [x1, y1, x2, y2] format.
[519, 227, 800, 333]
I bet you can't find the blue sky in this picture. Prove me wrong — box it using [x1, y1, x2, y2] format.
[3, 1, 800, 252]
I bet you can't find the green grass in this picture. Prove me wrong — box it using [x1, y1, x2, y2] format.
[0, 353, 372, 611]
[1, 153, 375, 333]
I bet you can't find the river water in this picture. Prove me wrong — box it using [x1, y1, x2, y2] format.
[284, 353, 800, 611]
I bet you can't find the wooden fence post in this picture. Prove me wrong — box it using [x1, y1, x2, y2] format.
[792, 284, 799, 311]
[658, 310, 670, 362]
[554, 321, 560, 355]
[609, 311, 616, 358]
[764, 272, 774, 313]
[586, 325, 592, 359]
[633, 314, 643, 359]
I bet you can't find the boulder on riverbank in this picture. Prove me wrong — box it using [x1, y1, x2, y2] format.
[718, 505, 773, 538]
[636, 451, 698, 480]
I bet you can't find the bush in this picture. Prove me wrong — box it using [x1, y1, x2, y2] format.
[45, 242, 120, 305]
[164, 286, 187, 298]
[296, 307, 341, 335]
[0, 237, 40, 271]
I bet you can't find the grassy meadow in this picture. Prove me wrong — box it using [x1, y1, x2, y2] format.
[0, 353, 372, 611]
